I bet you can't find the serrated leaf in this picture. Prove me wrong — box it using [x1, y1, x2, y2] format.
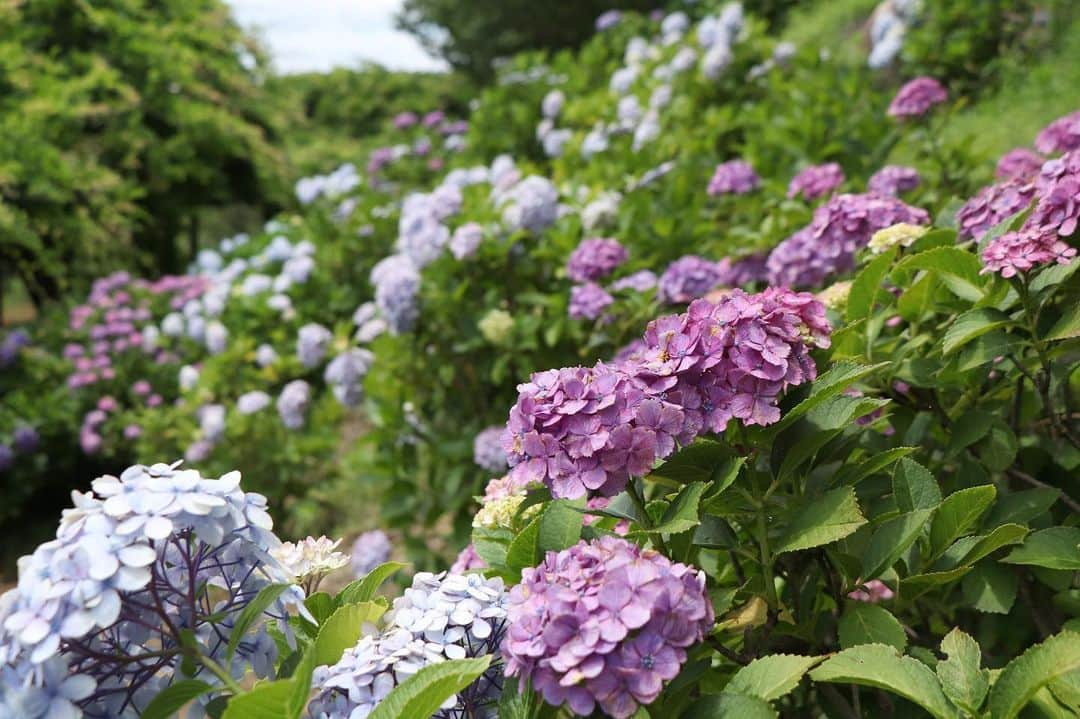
[226, 583, 288, 662]
[988, 632, 1080, 719]
[985, 489, 1059, 527]
[835, 447, 917, 486]
[839, 603, 907, 651]
[368, 656, 491, 719]
[929, 485, 996, 557]
[650, 481, 706, 535]
[892, 458, 942, 512]
[338, 562, 408, 606]
[862, 508, 935, 579]
[900, 567, 972, 599]
[937, 628, 989, 713]
[538, 499, 584, 552]
[943, 308, 1012, 355]
[314, 602, 384, 667]
[847, 249, 897, 321]
[648, 439, 738, 485]
[894, 246, 985, 302]
[141, 679, 214, 719]
[952, 524, 1030, 567]
[962, 563, 1018, 614]
[774, 396, 889, 479]
[1002, 527, 1080, 570]
[725, 654, 824, 701]
[1045, 303, 1080, 341]
[221, 680, 293, 719]
[683, 692, 778, 718]
[947, 410, 995, 455]
[773, 362, 888, 431]
[776, 487, 866, 554]
[809, 644, 957, 719]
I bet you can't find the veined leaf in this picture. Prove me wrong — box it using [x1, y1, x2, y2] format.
[368, 656, 492, 719]
[989, 632, 1080, 719]
[775, 487, 866, 554]
[725, 654, 824, 701]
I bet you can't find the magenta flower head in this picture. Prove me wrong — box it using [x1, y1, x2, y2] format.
[450, 543, 486, 573]
[392, 111, 418, 129]
[848, 579, 895, 603]
[996, 148, 1045, 182]
[657, 256, 726, 304]
[1035, 110, 1080, 155]
[567, 238, 629, 282]
[868, 165, 920, 196]
[956, 180, 1037, 241]
[980, 227, 1077, 278]
[1025, 173, 1080, 239]
[504, 536, 713, 719]
[787, 163, 844, 201]
[887, 76, 948, 119]
[708, 159, 759, 196]
[569, 283, 615, 321]
[422, 110, 445, 128]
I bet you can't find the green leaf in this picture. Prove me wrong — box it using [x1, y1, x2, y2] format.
[221, 680, 294, 719]
[810, 644, 956, 719]
[538, 499, 584, 551]
[835, 447, 917, 486]
[847, 249, 897, 322]
[838, 603, 907, 651]
[338, 562, 408, 606]
[683, 693, 778, 718]
[304, 593, 335, 626]
[648, 439, 739, 486]
[894, 246, 985, 302]
[1002, 527, 1080, 570]
[988, 632, 1080, 719]
[495, 676, 536, 719]
[643, 481, 706, 535]
[313, 602, 385, 667]
[962, 563, 1018, 614]
[862, 508, 935, 579]
[985, 489, 1059, 527]
[947, 410, 995, 455]
[773, 362, 888, 431]
[900, 567, 973, 599]
[368, 656, 491, 719]
[724, 654, 824, 701]
[504, 513, 542, 572]
[286, 649, 318, 719]
[1045, 303, 1080, 341]
[943, 308, 1012, 355]
[952, 524, 1030, 567]
[937, 628, 989, 714]
[141, 679, 214, 719]
[774, 396, 889, 479]
[892, 458, 942, 512]
[472, 527, 512, 567]
[226, 584, 288, 662]
[775, 487, 867, 554]
[929, 485, 997, 557]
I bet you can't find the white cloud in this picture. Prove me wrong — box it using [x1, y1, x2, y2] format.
[226, 0, 448, 74]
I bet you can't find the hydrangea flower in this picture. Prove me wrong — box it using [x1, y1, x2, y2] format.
[1035, 110, 1080, 155]
[12, 426, 39, 454]
[450, 544, 486, 574]
[848, 579, 895, 603]
[478, 309, 515, 346]
[996, 148, 1045, 181]
[308, 572, 506, 719]
[277, 380, 311, 430]
[371, 255, 421, 335]
[351, 530, 393, 577]
[868, 165, 921, 196]
[955, 180, 1037, 241]
[707, 160, 759, 196]
[473, 426, 509, 474]
[887, 77, 948, 119]
[567, 238, 629, 282]
[1025, 174, 1080, 239]
[450, 222, 485, 260]
[500, 176, 559, 233]
[595, 9, 622, 31]
[787, 163, 845, 200]
[237, 390, 272, 415]
[0, 330, 30, 368]
[541, 90, 565, 119]
[581, 192, 621, 231]
[0, 461, 308, 718]
[817, 280, 853, 311]
[324, 348, 375, 407]
[868, 223, 928, 253]
[657, 256, 726, 304]
[569, 283, 614, 321]
[503, 537, 713, 719]
[272, 536, 350, 593]
[297, 324, 333, 369]
[767, 193, 930, 287]
[980, 227, 1077, 278]
[255, 344, 278, 368]
[612, 270, 658, 293]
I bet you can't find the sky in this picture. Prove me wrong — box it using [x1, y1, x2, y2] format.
[226, 0, 447, 74]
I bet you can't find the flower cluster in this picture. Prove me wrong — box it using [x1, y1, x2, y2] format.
[955, 180, 1037, 241]
[324, 348, 375, 408]
[296, 163, 361, 204]
[0, 461, 307, 718]
[298, 323, 333, 369]
[503, 536, 713, 719]
[868, 165, 920, 196]
[569, 283, 615, 320]
[996, 148, 1045, 181]
[277, 379, 312, 430]
[351, 530, 393, 577]
[707, 159, 760, 196]
[887, 76, 948, 119]
[0, 329, 30, 368]
[503, 289, 831, 499]
[308, 572, 507, 719]
[500, 175, 560, 233]
[787, 163, 845, 201]
[567, 238, 629, 282]
[1035, 110, 1080, 155]
[273, 536, 350, 593]
[980, 228, 1077, 278]
[767, 192, 930, 287]
[473, 426, 509, 474]
[657, 256, 727, 304]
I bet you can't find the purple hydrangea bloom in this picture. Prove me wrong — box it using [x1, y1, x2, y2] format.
[868, 165, 921, 196]
[657, 256, 726, 304]
[707, 160, 760, 196]
[887, 76, 948, 119]
[716, 253, 770, 287]
[450, 544, 486, 573]
[1035, 110, 1080, 155]
[767, 193, 930, 287]
[449, 222, 484, 260]
[371, 254, 421, 335]
[787, 163, 845, 200]
[980, 227, 1077, 278]
[0, 444, 12, 472]
[473, 426, 508, 474]
[237, 390, 272, 415]
[955, 180, 1037, 241]
[1034, 149, 1080, 195]
[0, 329, 30, 368]
[350, 530, 393, 577]
[611, 270, 658, 293]
[501, 176, 559, 233]
[392, 111, 418, 129]
[277, 380, 311, 430]
[567, 238, 629, 282]
[12, 426, 39, 454]
[297, 323, 333, 369]
[503, 536, 713, 719]
[595, 9, 622, 30]
[569, 283, 614, 321]
[324, 348, 375, 407]
[996, 148, 1045, 181]
[1025, 174, 1080, 239]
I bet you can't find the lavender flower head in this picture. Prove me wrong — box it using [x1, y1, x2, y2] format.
[657, 256, 726, 304]
[707, 160, 760, 196]
[567, 237, 629, 282]
[237, 390, 272, 415]
[474, 426, 509, 474]
[980, 227, 1077, 278]
[887, 76, 948, 119]
[0, 330, 30, 368]
[612, 270, 658, 293]
[996, 148, 1045, 182]
[450, 544, 486, 574]
[1035, 110, 1080, 155]
[277, 380, 311, 430]
[595, 9, 622, 31]
[503, 536, 713, 719]
[868, 165, 921, 196]
[541, 90, 565, 119]
[12, 426, 39, 454]
[324, 348, 375, 407]
[1025, 173, 1080, 240]
[371, 254, 421, 335]
[501, 176, 559, 233]
[568, 283, 614, 321]
[767, 193, 930, 287]
[450, 222, 485, 260]
[787, 163, 845, 201]
[955, 180, 1037, 241]
[0, 461, 308, 718]
[350, 530, 393, 577]
[308, 572, 507, 719]
[297, 323, 333, 369]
